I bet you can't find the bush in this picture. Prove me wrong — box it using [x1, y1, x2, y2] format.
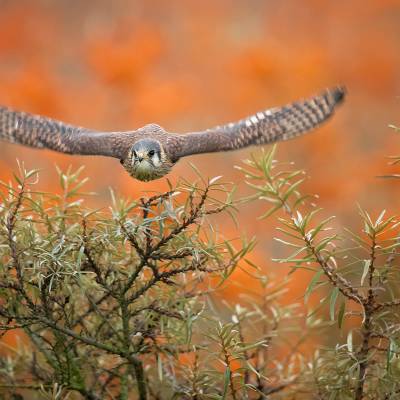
[238, 146, 400, 399]
[0, 147, 400, 400]
[0, 163, 295, 399]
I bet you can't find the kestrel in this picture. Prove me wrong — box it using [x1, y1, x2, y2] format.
[0, 87, 345, 181]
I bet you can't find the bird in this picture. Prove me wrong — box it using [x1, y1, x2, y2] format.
[0, 87, 345, 182]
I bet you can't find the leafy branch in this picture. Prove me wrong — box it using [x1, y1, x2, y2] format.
[239, 146, 400, 399]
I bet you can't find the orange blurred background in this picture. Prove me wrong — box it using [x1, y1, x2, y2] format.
[0, 0, 399, 307]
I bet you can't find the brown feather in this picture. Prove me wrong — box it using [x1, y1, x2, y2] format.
[0, 106, 132, 159]
[171, 87, 345, 159]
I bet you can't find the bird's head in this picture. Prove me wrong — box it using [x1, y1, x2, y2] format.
[122, 138, 172, 181]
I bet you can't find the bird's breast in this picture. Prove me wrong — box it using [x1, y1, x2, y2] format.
[123, 159, 173, 182]
[133, 161, 158, 181]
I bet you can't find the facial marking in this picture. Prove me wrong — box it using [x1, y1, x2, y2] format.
[124, 138, 172, 181]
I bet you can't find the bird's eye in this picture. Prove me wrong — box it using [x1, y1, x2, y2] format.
[148, 150, 155, 157]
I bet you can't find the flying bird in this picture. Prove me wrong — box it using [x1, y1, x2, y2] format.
[0, 87, 345, 181]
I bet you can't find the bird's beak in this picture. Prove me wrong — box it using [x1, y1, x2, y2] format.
[138, 157, 143, 162]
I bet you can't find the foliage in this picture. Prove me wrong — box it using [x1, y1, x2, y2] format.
[2, 144, 400, 399]
[238, 146, 400, 399]
[0, 164, 304, 400]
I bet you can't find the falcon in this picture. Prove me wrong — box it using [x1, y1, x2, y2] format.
[0, 87, 345, 181]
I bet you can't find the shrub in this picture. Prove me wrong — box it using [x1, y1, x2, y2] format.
[0, 164, 299, 399]
[1, 145, 400, 399]
[238, 146, 400, 399]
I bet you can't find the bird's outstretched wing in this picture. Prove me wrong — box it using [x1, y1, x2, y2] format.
[0, 106, 132, 159]
[171, 87, 345, 159]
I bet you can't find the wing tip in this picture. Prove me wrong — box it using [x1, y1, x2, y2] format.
[330, 85, 347, 106]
